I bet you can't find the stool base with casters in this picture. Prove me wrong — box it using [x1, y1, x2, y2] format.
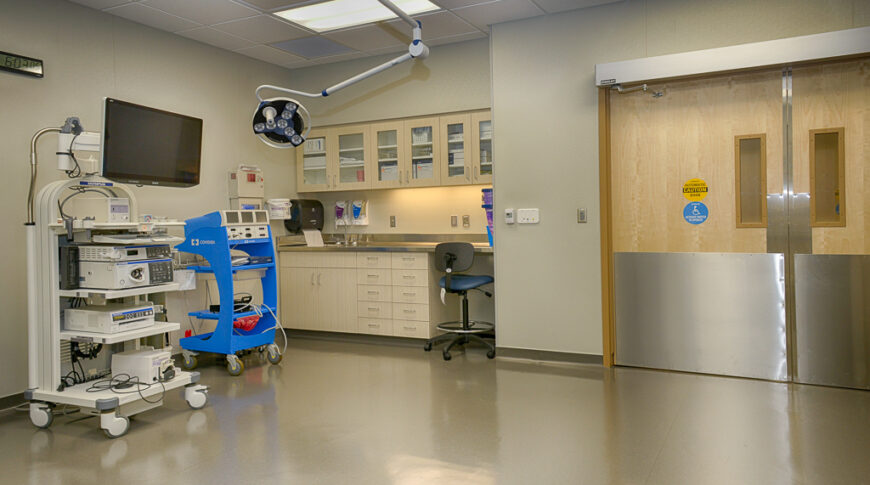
[423, 242, 495, 361]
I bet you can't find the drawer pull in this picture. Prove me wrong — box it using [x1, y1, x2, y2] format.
[367, 290, 379, 294]
[403, 326, 416, 330]
[402, 275, 414, 279]
[367, 256, 378, 260]
[367, 274, 378, 278]
[402, 257, 414, 261]
[403, 309, 416, 313]
[367, 323, 379, 327]
[367, 307, 379, 311]
[402, 292, 416, 296]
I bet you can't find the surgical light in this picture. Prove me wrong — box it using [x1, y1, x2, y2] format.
[252, 0, 429, 150]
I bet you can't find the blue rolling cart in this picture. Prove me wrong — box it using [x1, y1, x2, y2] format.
[177, 210, 283, 376]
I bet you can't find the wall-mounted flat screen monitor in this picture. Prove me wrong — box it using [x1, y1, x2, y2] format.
[102, 98, 203, 187]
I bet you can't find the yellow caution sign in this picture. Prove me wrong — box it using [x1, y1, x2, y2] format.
[682, 178, 708, 201]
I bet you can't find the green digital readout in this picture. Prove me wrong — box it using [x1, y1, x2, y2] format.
[0, 50, 44, 78]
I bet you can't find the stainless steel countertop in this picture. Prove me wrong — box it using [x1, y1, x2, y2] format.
[278, 242, 493, 253]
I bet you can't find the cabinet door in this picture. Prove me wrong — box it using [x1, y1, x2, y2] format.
[403, 117, 440, 187]
[280, 268, 317, 330]
[471, 111, 493, 185]
[332, 124, 372, 191]
[440, 113, 472, 185]
[316, 268, 358, 333]
[370, 121, 404, 189]
[297, 130, 330, 192]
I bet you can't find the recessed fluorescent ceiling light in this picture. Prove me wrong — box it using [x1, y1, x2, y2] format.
[275, 0, 439, 33]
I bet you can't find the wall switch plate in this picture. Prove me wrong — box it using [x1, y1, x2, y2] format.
[505, 208, 515, 224]
[390, 215, 396, 228]
[451, 215, 458, 227]
[462, 215, 470, 228]
[517, 208, 540, 224]
[578, 208, 587, 223]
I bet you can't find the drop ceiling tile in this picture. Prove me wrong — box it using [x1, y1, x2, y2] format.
[451, 0, 544, 30]
[323, 24, 408, 52]
[532, 0, 622, 14]
[212, 14, 310, 43]
[310, 51, 367, 65]
[431, 0, 493, 9]
[235, 0, 310, 11]
[272, 36, 357, 58]
[177, 27, 256, 51]
[143, 0, 259, 26]
[105, 3, 201, 32]
[386, 10, 480, 38]
[425, 30, 487, 46]
[69, 0, 135, 9]
[364, 44, 410, 57]
[235, 44, 307, 67]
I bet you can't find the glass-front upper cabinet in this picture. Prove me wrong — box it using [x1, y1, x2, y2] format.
[370, 121, 404, 189]
[471, 111, 493, 184]
[403, 117, 440, 187]
[332, 124, 371, 191]
[298, 130, 330, 192]
[439, 113, 471, 186]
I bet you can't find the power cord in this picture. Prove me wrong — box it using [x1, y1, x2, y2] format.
[59, 132, 82, 178]
[233, 292, 288, 355]
[85, 373, 167, 404]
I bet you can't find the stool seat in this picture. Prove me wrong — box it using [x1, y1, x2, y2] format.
[439, 275, 493, 291]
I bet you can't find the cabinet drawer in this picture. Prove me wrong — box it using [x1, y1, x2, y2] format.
[392, 302, 428, 322]
[391, 253, 428, 270]
[357, 268, 392, 285]
[358, 285, 391, 302]
[391, 269, 428, 287]
[356, 253, 391, 269]
[392, 286, 429, 304]
[394, 319, 429, 338]
[281, 252, 320, 268]
[358, 301, 392, 319]
[358, 318, 393, 336]
[320, 252, 357, 268]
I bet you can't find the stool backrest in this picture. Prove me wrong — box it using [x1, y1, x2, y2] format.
[434, 242, 474, 273]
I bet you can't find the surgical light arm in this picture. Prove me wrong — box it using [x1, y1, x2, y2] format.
[255, 0, 429, 102]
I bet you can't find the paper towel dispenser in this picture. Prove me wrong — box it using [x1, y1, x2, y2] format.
[284, 199, 324, 234]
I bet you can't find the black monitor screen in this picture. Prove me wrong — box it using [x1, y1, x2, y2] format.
[102, 98, 202, 187]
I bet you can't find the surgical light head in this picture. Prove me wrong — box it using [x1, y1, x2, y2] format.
[252, 98, 310, 148]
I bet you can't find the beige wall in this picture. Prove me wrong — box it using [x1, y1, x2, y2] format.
[490, 0, 869, 355]
[0, 0, 300, 397]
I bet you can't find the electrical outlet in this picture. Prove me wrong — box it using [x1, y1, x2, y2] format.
[451, 215, 458, 227]
[505, 208, 515, 224]
[578, 208, 587, 223]
[462, 215, 470, 228]
[517, 208, 540, 224]
[390, 215, 396, 228]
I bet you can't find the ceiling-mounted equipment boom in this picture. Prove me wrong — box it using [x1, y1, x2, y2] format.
[252, 0, 430, 148]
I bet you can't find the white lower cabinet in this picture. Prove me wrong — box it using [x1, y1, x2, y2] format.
[280, 250, 457, 338]
[280, 253, 357, 333]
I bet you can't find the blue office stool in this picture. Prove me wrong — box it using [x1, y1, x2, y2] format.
[423, 242, 495, 360]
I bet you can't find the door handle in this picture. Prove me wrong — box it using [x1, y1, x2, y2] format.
[310, 273, 315, 286]
[317, 273, 322, 285]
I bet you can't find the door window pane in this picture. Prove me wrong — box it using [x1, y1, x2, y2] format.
[479, 120, 492, 176]
[338, 132, 365, 184]
[810, 128, 845, 226]
[446, 123, 465, 179]
[735, 135, 766, 227]
[410, 126, 434, 180]
[377, 129, 399, 182]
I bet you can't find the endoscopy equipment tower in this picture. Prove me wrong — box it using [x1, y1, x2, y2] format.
[24, 175, 209, 438]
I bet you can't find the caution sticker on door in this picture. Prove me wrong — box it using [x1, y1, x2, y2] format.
[683, 202, 708, 225]
[682, 178, 708, 201]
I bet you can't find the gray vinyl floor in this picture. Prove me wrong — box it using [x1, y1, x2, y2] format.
[1, 338, 869, 485]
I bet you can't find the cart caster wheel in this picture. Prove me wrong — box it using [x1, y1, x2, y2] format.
[181, 354, 198, 370]
[258, 346, 267, 353]
[185, 386, 208, 410]
[487, 349, 496, 359]
[423, 342, 433, 352]
[30, 404, 53, 429]
[227, 359, 244, 376]
[442, 351, 452, 361]
[266, 345, 283, 365]
[102, 414, 130, 439]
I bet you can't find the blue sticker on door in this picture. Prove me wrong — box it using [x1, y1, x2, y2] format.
[683, 202, 708, 225]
